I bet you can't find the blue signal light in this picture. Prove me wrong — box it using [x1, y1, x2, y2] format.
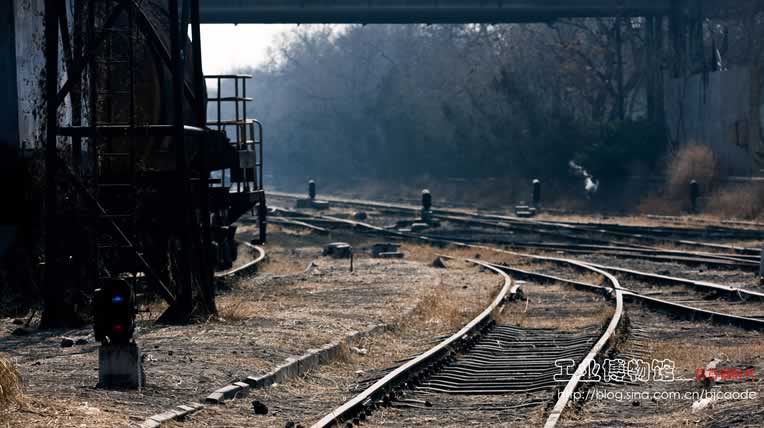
[111, 295, 124, 303]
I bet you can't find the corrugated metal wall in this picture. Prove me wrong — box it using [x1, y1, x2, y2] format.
[665, 66, 762, 176]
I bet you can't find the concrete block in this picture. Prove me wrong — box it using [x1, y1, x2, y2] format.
[378, 251, 404, 259]
[410, 222, 429, 232]
[371, 243, 400, 257]
[323, 242, 352, 258]
[206, 383, 246, 403]
[297, 352, 320, 374]
[138, 420, 161, 428]
[205, 392, 224, 403]
[98, 343, 143, 389]
[318, 343, 340, 364]
[311, 200, 330, 210]
[272, 357, 299, 383]
[233, 381, 251, 397]
[149, 411, 179, 423]
[295, 198, 313, 208]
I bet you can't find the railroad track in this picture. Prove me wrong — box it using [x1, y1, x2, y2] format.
[266, 192, 762, 267]
[310, 258, 624, 428]
[267, 199, 764, 328]
[267, 191, 763, 255]
[214, 241, 266, 278]
[264, 194, 764, 425]
[268, 201, 758, 271]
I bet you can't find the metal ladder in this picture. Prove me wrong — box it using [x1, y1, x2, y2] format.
[89, 2, 140, 295]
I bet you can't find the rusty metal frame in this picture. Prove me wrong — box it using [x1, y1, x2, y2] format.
[43, 0, 214, 323]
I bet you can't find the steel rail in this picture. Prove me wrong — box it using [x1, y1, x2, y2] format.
[280, 205, 764, 313]
[420, 230, 758, 269]
[266, 191, 760, 240]
[282, 205, 761, 423]
[310, 260, 517, 428]
[494, 263, 764, 330]
[267, 191, 762, 255]
[295, 210, 625, 427]
[421, 226, 760, 263]
[214, 241, 266, 278]
[268, 216, 330, 234]
[582, 261, 764, 301]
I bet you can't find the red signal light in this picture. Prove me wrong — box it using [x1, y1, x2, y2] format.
[112, 324, 125, 334]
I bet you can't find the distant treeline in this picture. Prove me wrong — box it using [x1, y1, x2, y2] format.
[208, 20, 754, 187]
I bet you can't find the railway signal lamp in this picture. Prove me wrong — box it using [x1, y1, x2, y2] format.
[308, 180, 316, 200]
[94, 279, 136, 344]
[532, 179, 541, 207]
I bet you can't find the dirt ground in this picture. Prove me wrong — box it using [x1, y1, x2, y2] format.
[0, 226, 502, 427]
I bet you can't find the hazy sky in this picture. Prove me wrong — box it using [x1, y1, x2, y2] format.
[200, 24, 296, 74]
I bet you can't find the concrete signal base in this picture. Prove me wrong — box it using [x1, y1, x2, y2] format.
[98, 342, 144, 389]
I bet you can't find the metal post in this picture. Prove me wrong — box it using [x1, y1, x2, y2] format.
[308, 179, 316, 200]
[191, 0, 215, 315]
[689, 180, 699, 214]
[532, 179, 541, 207]
[242, 77, 249, 192]
[41, 0, 61, 328]
[0, 0, 19, 150]
[170, 0, 193, 321]
[421, 189, 432, 210]
[759, 243, 764, 285]
[421, 189, 432, 223]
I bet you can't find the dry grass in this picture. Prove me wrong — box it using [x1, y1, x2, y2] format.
[217, 299, 254, 321]
[665, 144, 717, 197]
[0, 356, 22, 410]
[705, 182, 764, 220]
[407, 287, 468, 331]
[639, 144, 717, 215]
[497, 283, 614, 331]
[401, 242, 527, 266]
[651, 338, 764, 375]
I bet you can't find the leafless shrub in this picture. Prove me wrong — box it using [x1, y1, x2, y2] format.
[639, 144, 717, 214]
[665, 143, 718, 198]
